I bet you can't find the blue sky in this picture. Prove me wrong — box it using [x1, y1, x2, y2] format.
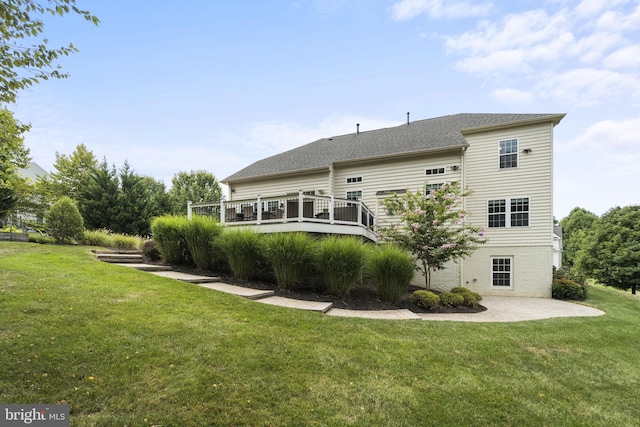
[12, 0, 640, 219]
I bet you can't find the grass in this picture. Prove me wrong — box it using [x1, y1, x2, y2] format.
[1, 242, 639, 426]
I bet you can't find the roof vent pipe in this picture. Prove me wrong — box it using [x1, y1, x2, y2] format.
[356, 123, 360, 135]
[407, 112, 410, 125]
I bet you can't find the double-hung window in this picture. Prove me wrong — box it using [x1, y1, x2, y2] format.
[346, 190, 362, 201]
[499, 139, 518, 169]
[488, 198, 529, 227]
[492, 257, 512, 287]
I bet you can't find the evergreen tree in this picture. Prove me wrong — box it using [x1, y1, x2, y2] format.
[79, 159, 119, 230]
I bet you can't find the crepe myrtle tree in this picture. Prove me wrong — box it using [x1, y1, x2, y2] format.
[378, 182, 485, 290]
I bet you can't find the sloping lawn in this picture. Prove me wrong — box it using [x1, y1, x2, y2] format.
[1, 242, 639, 426]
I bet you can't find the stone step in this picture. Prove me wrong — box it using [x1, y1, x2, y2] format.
[198, 282, 275, 300]
[150, 270, 222, 284]
[256, 296, 334, 313]
[114, 263, 172, 272]
[96, 253, 144, 263]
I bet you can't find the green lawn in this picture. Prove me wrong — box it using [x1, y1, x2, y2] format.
[1, 242, 639, 426]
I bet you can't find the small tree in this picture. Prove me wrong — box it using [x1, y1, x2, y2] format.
[45, 196, 84, 243]
[577, 205, 640, 295]
[378, 182, 485, 290]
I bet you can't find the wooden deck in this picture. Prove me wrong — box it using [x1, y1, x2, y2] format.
[188, 192, 377, 241]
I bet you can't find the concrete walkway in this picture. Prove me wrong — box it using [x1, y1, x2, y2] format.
[114, 262, 606, 322]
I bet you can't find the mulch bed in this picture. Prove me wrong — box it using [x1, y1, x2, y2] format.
[169, 264, 486, 314]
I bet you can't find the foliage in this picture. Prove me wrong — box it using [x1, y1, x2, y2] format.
[0, 0, 99, 104]
[560, 207, 598, 267]
[216, 228, 263, 280]
[35, 144, 98, 207]
[263, 232, 316, 290]
[576, 205, 640, 295]
[367, 243, 415, 303]
[150, 215, 191, 265]
[439, 291, 465, 307]
[450, 286, 482, 307]
[554, 266, 586, 286]
[111, 233, 143, 250]
[44, 196, 84, 243]
[552, 277, 587, 301]
[183, 215, 224, 271]
[112, 162, 168, 236]
[2, 244, 640, 426]
[79, 159, 119, 231]
[0, 109, 31, 217]
[378, 182, 485, 290]
[168, 170, 222, 214]
[142, 239, 161, 262]
[80, 229, 114, 247]
[410, 290, 440, 310]
[317, 235, 367, 298]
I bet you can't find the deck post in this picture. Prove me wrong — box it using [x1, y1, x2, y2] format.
[298, 190, 304, 222]
[357, 200, 363, 226]
[220, 199, 225, 225]
[256, 194, 262, 224]
[329, 195, 335, 224]
[187, 201, 192, 220]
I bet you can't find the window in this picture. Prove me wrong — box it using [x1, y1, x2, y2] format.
[488, 199, 506, 227]
[425, 183, 443, 197]
[492, 257, 512, 287]
[499, 139, 518, 169]
[266, 200, 279, 212]
[488, 198, 529, 227]
[346, 190, 362, 201]
[346, 176, 363, 184]
[510, 198, 529, 227]
[425, 167, 446, 176]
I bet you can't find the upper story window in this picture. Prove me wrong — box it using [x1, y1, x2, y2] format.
[346, 176, 363, 184]
[499, 139, 518, 169]
[425, 167, 446, 176]
[346, 190, 362, 201]
[488, 197, 529, 228]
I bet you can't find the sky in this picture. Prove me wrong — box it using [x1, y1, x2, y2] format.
[11, 0, 640, 219]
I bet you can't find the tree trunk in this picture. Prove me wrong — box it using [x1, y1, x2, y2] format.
[424, 267, 431, 291]
[632, 284, 637, 295]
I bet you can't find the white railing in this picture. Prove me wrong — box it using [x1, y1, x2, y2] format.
[188, 191, 375, 230]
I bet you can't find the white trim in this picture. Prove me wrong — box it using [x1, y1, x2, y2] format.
[487, 196, 531, 228]
[499, 138, 519, 170]
[491, 256, 513, 288]
[425, 166, 446, 176]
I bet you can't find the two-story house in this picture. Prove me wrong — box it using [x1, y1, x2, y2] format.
[217, 113, 565, 297]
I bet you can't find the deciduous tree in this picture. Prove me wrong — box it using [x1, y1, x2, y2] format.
[0, 109, 30, 217]
[0, 0, 99, 103]
[560, 207, 598, 267]
[378, 182, 485, 290]
[577, 205, 640, 295]
[168, 170, 222, 214]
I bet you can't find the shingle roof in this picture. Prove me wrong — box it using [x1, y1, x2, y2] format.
[223, 113, 564, 182]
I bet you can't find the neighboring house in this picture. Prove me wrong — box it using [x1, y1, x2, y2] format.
[16, 162, 49, 225]
[220, 113, 565, 297]
[553, 225, 563, 270]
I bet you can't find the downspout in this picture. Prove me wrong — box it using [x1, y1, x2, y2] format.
[460, 146, 467, 288]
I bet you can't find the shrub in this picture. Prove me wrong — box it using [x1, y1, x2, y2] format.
[317, 236, 367, 298]
[183, 215, 224, 271]
[367, 244, 415, 304]
[217, 228, 263, 280]
[81, 229, 114, 247]
[150, 215, 191, 265]
[552, 277, 587, 301]
[439, 291, 465, 307]
[45, 197, 85, 243]
[411, 290, 440, 310]
[112, 233, 143, 250]
[450, 286, 482, 307]
[263, 232, 316, 290]
[142, 239, 162, 262]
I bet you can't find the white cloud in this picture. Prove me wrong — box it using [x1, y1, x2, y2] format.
[567, 116, 640, 150]
[389, 0, 492, 21]
[536, 68, 640, 106]
[604, 44, 640, 69]
[491, 88, 534, 105]
[435, 2, 640, 106]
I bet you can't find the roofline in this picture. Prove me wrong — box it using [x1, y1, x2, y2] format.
[222, 165, 329, 185]
[223, 145, 467, 184]
[460, 114, 566, 135]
